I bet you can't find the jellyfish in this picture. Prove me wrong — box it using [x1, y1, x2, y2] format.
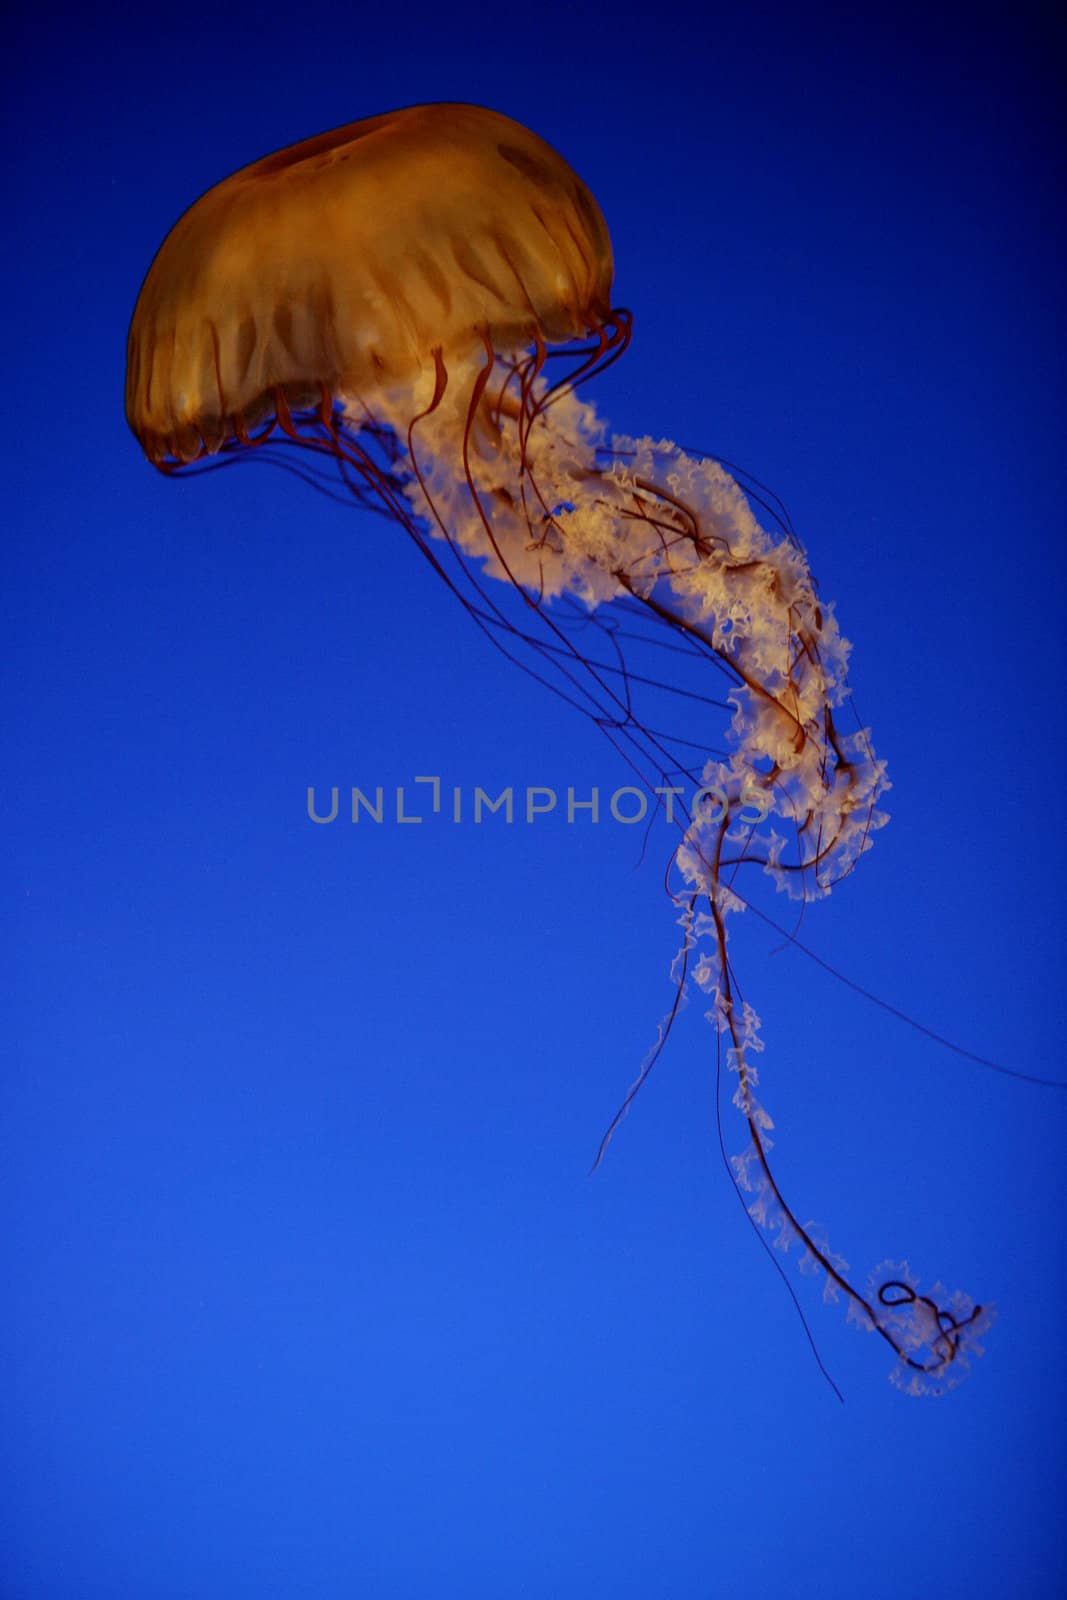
[126, 102, 995, 1396]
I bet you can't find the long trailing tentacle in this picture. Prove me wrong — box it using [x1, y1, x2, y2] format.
[185, 313, 1013, 1394]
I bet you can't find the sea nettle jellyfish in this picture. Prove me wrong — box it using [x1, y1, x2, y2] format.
[126, 102, 994, 1396]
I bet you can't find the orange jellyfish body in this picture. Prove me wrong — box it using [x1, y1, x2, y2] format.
[126, 102, 615, 468]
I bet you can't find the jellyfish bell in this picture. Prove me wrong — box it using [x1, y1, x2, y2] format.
[126, 102, 995, 1397]
[125, 102, 618, 470]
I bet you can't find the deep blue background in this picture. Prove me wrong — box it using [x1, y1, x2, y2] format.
[6, 5, 1065, 1596]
